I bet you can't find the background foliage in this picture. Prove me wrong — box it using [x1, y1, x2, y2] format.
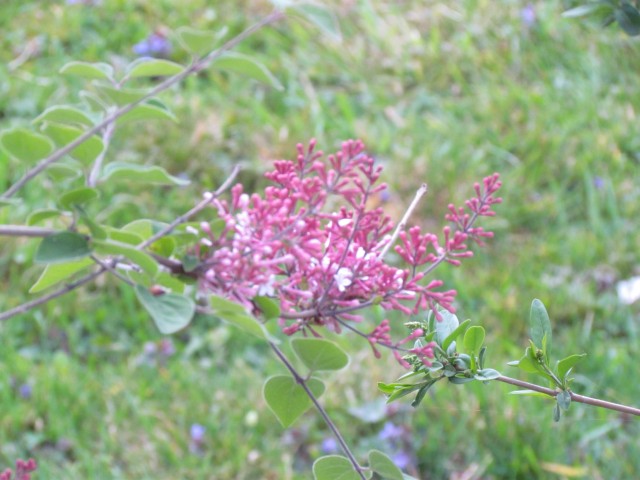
[1, 1, 639, 478]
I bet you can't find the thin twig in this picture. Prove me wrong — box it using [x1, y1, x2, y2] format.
[269, 342, 367, 479]
[88, 120, 116, 187]
[497, 375, 640, 417]
[0, 166, 239, 323]
[379, 183, 427, 258]
[0, 225, 59, 237]
[1, 11, 283, 199]
[140, 164, 240, 248]
[0, 266, 107, 322]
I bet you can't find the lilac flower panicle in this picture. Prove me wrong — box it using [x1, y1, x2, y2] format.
[196, 140, 501, 368]
[0, 459, 37, 480]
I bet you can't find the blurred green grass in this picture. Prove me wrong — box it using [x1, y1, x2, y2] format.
[1, 1, 639, 478]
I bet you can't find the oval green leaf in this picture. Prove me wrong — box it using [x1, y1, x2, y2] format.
[368, 449, 404, 480]
[253, 295, 281, 320]
[93, 239, 158, 278]
[34, 231, 92, 264]
[212, 52, 283, 90]
[41, 123, 104, 163]
[434, 309, 459, 347]
[530, 299, 552, 358]
[312, 455, 360, 480]
[135, 284, 195, 334]
[263, 375, 325, 428]
[176, 26, 228, 57]
[0, 128, 54, 164]
[463, 325, 485, 356]
[117, 103, 177, 124]
[34, 106, 95, 127]
[474, 368, 501, 381]
[60, 61, 114, 80]
[29, 257, 94, 293]
[58, 187, 99, 210]
[291, 338, 349, 372]
[101, 162, 189, 186]
[210, 294, 273, 341]
[27, 209, 64, 226]
[126, 58, 185, 78]
[556, 353, 586, 381]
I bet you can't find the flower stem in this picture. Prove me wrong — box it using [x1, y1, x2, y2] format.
[269, 342, 367, 479]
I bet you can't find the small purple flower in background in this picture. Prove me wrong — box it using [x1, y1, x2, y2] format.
[159, 338, 175, 358]
[391, 450, 412, 470]
[133, 32, 172, 58]
[189, 423, 206, 455]
[320, 437, 338, 454]
[520, 3, 536, 29]
[593, 176, 604, 190]
[18, 383, 32, 400]
[378, 421, 404, 441]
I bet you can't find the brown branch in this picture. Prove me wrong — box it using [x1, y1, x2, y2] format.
[497, 375, 640, 417]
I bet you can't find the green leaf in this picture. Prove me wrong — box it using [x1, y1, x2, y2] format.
[557, 390, 572, 411]
[434, 309, 459, 346]
[253, 295, 280, 320]
[135, 284, 195, 334]
[120, 219, 174, 255]
[562, 4, 609, 18]
[27, 209, 63, 226]
[553, 402, 561, 422]
[41, 123, 104, 163]
[312, 455, 360, 480]
[0, 128, 54, 164]
[212, 52, 284, 90]
[45, 159, 84, 181]
[463, 325, 485, 356]
[58, 187, 99, 210]
[368, 450, 404, 480]
[291, 338, 349, 372]
[94, 84, 151, 106]
[34, 231, 91, 264]
[263, 375, 325, 428]
[210, 294, 274, 341]
[411, 379, 438, 407]
[60, 61, 114, 81]
[442, 318, 471, 351]
[117, 103, 177, 124]
[616, 3, 640, 36]
[474, 368, 501, 381]
[104, 227, 143, 245]
[101, 162, 189, 186]
[128, 270, 186, 294]
[556, 353, 587, 381]
[290, 3, 342, 41]
[93, 239, 159, 278]
[176, 26, 228, 57]
[529, 299, 552, 358]
[126, 58, 185, 78]
[77, 207, 107, 240]
[34, 105, 95, 127]
[29, 257, 94, 293]
[386, 382, 429, 403]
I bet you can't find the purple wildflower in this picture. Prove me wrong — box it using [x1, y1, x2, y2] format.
[133, 33, 172, 58]
[320, 437, 338, 454]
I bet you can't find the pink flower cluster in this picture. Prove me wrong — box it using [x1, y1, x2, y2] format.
[0, 459, 37, 480]
[196, 139, 501, 364]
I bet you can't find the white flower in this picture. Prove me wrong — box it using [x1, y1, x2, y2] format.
[334, 267, 353, 292]
[617, 276, 640, 305]
[257, 275, 276, 297]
